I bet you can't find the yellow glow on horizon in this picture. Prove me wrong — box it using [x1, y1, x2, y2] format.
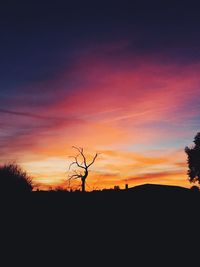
[19, 148, 189, 190]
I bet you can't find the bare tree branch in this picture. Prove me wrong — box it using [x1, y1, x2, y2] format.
[68, 169, 83, 179]
[88, 153, 98, 167]
[72, 146, 87, 167]
[68, 174, 82, 180]
[69, 155, 85, 170]
[68, 161, 77, 170]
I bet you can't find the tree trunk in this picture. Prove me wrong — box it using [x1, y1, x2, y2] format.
[81, 178, 86, 192]
[81, 169, 88, 192]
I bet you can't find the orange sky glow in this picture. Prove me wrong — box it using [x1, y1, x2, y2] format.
[1, 45, 199, 190]
[1, 47, 200, 190]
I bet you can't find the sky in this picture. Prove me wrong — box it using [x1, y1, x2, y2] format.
[1, 1, 200, 190]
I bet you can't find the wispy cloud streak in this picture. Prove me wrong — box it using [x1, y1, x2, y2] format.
[0, 42, 199, 188]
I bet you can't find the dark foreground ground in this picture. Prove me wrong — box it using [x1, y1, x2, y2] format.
[1, 184, 200, 265]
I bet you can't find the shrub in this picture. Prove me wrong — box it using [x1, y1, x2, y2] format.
[0, 163, 33, 193]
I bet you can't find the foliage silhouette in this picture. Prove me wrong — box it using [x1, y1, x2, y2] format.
[190, 185, 199, 192]
[68, 147, 98, 192]
[0, 163, 33, 193]
[185, 132, 200, 184]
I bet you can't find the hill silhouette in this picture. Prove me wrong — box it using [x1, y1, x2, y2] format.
[4, 183, 199, 214]
[127, 183, 189, 192]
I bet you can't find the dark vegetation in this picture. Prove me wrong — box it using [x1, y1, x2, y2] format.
[0, 163, 33, 194]
[185, 132, 200, 184]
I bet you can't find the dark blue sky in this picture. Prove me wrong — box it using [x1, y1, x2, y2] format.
[1, 1, 200, 93]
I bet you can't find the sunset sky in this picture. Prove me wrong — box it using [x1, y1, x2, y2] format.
[1, 1, 200, 190]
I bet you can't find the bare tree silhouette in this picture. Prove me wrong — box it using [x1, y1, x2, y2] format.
[68, 147, 98, 192]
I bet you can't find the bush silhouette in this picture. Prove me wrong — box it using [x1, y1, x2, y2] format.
[0, 163, 33, 193]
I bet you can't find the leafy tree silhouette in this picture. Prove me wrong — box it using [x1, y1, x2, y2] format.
[0, 163, 33, 193]
[185, 132, 200, 184]
[68, 147, 98, 192]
